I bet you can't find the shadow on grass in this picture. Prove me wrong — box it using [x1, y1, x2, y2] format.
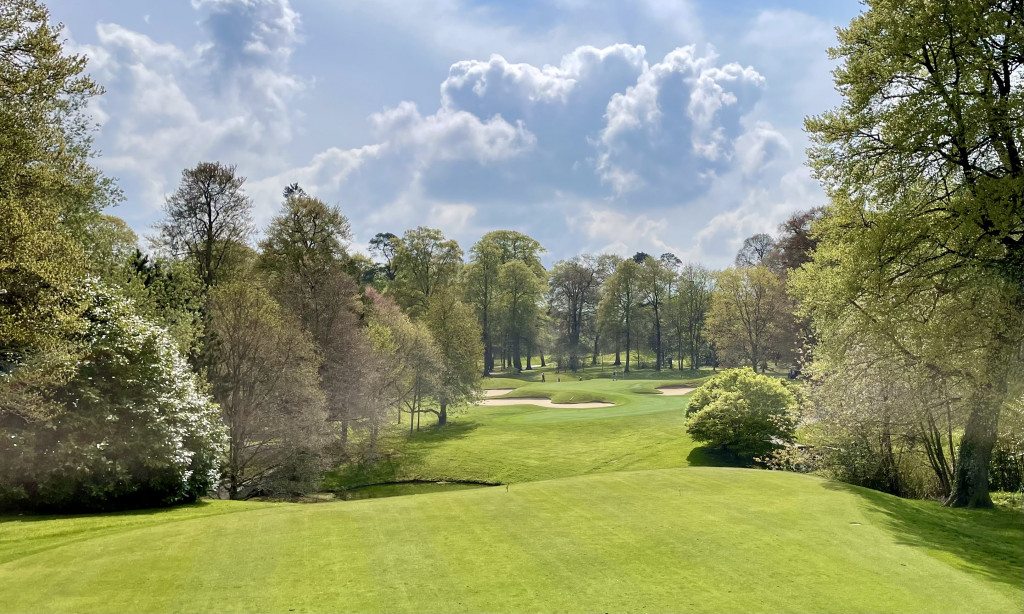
[685, 446, 751, 468]
[821, 481, 1024, 588]
[325, 420, 482, 491]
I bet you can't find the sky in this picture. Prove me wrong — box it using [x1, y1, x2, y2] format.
[50, 0, 862, 268]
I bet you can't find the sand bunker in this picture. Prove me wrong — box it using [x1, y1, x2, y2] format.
[655, 386, 696, 396]
[476, 397, 614, 409]
[483, 388, 516, 397]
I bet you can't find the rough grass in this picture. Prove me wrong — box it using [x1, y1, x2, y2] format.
[1, 468, 1020, 613]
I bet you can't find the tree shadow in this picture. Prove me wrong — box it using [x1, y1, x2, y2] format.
[325, 420, 482, 491]
[820, 480, 1024, 587]
[685, 446, 751, 468]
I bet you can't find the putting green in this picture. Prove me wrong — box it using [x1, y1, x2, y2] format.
[1, 468, 1020, 613]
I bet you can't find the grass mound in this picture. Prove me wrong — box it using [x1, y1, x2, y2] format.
[1, 468, 1020, 613]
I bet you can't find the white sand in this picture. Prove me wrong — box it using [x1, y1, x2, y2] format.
[655, 386, 696, 396]
[476, 397, 614, 409]
[483, 388, 516, 397]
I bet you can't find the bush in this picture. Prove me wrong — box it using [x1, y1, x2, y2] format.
[685, 368, 798, 458]
[0, 287, 227, 512]
[990, 399, 1023, 493]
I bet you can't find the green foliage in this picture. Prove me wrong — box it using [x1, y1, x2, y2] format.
[208, 281, 331, 499]
[0, 0, 118, 361]
[990, 399, 1023, 493]
[801, 0, 1024, 507]
[0, 286, 226, 511]
[686, 368, 797, 457]
[705, 266, 787, 372]
[390, 226, 462, 318]
[425, 289, 482, 422]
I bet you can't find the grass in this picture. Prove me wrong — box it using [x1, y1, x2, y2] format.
[1, 468, 1020, 613]
[325, 374, 719, 491]
[3, 368, 1021, 612]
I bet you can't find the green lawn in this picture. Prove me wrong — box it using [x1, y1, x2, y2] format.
[325, 374, 724, 491]
[3, 371, 1021, 612]
[1, 468, 1020, 613]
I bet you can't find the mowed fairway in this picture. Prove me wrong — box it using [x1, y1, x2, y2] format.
[326, 375, 725, 490]
[2, 375, 1021, 613]
[1, 468, 1021, 613]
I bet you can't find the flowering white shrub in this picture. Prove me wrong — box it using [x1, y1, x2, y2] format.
[0, 286, 226, 511]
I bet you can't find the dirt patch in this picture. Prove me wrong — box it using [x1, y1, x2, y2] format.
[483, 388, 516, 397]
[656, 386, 696, 396]
[476, 397, 614, 409]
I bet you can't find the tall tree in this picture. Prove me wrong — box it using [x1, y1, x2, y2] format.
[155, 162, 253, 291]
[802, 0, 1024, 507]
[678, 264, 714, 370]
[368, 232, 400, 282]
[465, 231, 545, 374]
[258, 189, 371, 445]
[602, 259, 643, 373]
[0, 0, 117, 363]
[735, 234, 777, 268]
[640, 256, 673, 370]
[424, 289, 482, 425]
[391, 227, 462, 318]
[208, 281, 331, 499]
[706, 266, 786, 373]
[497, 260, 545, 371]
[547, 256, 602, 371]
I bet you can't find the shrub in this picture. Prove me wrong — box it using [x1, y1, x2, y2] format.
[685, 368, 797, 458]
[0, 287, 226, 512]
[990, 399, 1023, 493]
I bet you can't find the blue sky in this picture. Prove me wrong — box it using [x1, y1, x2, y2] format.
[51, 0, 861, 268]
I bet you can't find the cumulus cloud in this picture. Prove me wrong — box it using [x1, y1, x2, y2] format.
[597, 46, 766, 194]
[370, 102, 536, 165]
[69, 0, 837, 267]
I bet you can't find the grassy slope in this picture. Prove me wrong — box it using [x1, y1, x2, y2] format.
[325, 375, 725, 490]
[1, 468, 1020, 613]
[3, 369, 1020, 612]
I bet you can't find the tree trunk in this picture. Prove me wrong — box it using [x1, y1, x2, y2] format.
[513, 337, 523, 372]
[946, 399, 999, 508]
[438, 402, 448, 426]
[653, 305, 662, 371]
[624, 324, 631, 373]
[540, 351, 546, 367]
[340, 418, 349, 448]
[613, 349, 621, 366]
[592, 333, 599, 366]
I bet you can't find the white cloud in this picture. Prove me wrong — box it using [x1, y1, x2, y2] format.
[370, 102, 536, 165]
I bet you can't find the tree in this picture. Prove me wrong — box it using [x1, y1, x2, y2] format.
[686, 367, 797, 459]
[801, 0, 1024, 507]
[735, 234, 776, 268]
[497, 260, 544, 371]
[706, 267, 786, 373]
[547, 255, 602, 371]
[425, 289, 482, 425]
[764, 208, 824, 272]
[602, 259, 642, 372]
[676, 264, 714, 370]
[368, 232, 400, 282]
[640, 256, 674, 370]
[391, 227, 463, 318]
[154, 162, 254, 291]
[258, 190, 371, 446]
[208, 281, 331, 499]
[1, 287, 225, 511]
[465, 231, 545, 374]
[365, 291, 440, 432]
[0, 0, 117, 363]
